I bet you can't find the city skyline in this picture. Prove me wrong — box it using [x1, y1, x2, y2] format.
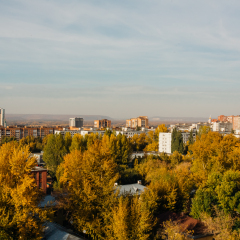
[1, 0, 240, 118]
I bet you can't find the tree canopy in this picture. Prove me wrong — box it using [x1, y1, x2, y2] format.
[0, 142, 48, 239]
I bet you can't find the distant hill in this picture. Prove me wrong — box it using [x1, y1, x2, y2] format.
[5, 114, 113, 121]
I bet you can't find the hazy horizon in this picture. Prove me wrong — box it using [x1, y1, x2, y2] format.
[1, 1, 240, 118]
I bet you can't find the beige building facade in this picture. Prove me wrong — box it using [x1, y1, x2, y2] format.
[94, 119, 111, 128]
[126, 116, 148, 128]
[0, 126, 58, 142]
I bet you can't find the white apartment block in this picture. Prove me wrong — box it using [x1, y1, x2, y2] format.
[212, 122, 232, 132]
[159, 132, 172, 154]
[159, 132, 196, 154]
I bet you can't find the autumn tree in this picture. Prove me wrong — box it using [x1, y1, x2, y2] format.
[109, 195, 153, 240]
[155, 124, 168, 142]
[144, 124, 168, 152]
[101, 133, 132, 165]
[170, 151, 183, 167]
[0, 142, 48, 239]
[161, 220, 189, 240]
[189, 132, 240, 185]
[130, 133, 147, 151]
[137, 157, 195, 214]
[60, 140, 120, 240]
[145, 131, 158, 151]
[69, 133, 86, 152]
[197, 126, 211, 138]
[200, 208, 240, 240]
[19, 136, 43, 152]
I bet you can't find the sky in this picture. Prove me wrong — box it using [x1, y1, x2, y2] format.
[1, 0, 240, 119]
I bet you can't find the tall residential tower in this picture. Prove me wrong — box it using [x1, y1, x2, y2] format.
[0, 108, 6, 127]
[69, 118, 83, 128]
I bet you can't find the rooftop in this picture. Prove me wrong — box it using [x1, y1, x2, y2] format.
[43, 222, 84, 240]
[117, 183, 146, 195]
[39, 195, 56, 208]
[31, 166, 47, 172]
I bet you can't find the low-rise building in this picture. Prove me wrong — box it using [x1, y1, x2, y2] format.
[43, 222, 84, 240]
[115, 180, 146, 196]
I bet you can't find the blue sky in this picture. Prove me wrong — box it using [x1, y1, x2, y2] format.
[1, 0, 240, 119]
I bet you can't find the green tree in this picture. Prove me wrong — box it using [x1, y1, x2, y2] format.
[120, 134, 132, 165]
[197, 126, 211, 138]
[191, 170, 240, 218]
[19, 136, 43, 153]
[43, 134, 67, 179]
[64, 132, 72, 152]
[105, 129, 113, 137]
[69, 133, 86, 152]
[1, 136, 16, 145]
[188, 129, 194, 145]
[171, 128, 184, 154]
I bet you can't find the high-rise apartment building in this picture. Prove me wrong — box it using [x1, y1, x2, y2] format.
[218, 115, 228, 122]
[217, 114, 240, 130]
[126, 116, 148, 128]
[94, 119, 111, 129]
[69, 118, 83, 128]
[159, 132, 172, 154]
[0, 108, 6, 127]
[159, 132, 196, 154]
[233, 116, 240, 131]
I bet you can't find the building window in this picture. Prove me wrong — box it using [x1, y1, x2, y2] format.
[39, 172, 42, 179]
[39, 182, 42, 188]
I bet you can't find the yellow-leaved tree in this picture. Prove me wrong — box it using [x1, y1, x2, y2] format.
[109, 195, 153, 240]
[0, 142, 48, 240]
[189, 132, 240, 186]
[60, 139, 120, 240]
[145, 124, 168, 151]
